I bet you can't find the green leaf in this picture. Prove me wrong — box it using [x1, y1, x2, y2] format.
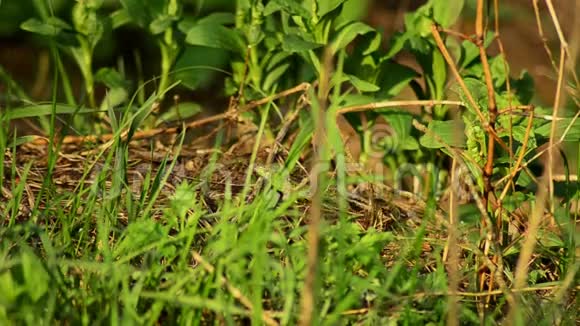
[503, 124, 537, 150]
[95, 67, 128, 89]
[174, 46, 230, 90]
[20, 17, 71, 37]
[318, 0, 347, 18]
[401, 137, 419, 151]
[380, 112, 419, 151]
[345, 74, 379, 92]
[186, 24, 245, 54]
[535, 118, 580, 141]
[110, 9, 131, 29]
[459, 31, 495, 68]
[459, 39, 479, 68]
[455, 78, 488, 113]
[286, 115, 314, 172]
[0, 272, 21, 304]
[404, 10, 433, 38]
[263, 63, 291, 91]
[358, 31, 382, 56]
[114, 219, 167, 258]
[502, 192, 527, 212]
[419, 119, 466, 148]
[384, 32, 408, 59]
[264, 0, 311, 19]
[376, 62, 419, 99]
[432, 49, 446, 96]
[120, 0, 151, 26]
[490, 55, 508, 88]
[100, 88, 128, 110]
[330, 21, 374, 54]
[264, 52, 293, 72]
[196, 12, 236, 26]
[21, 250, 49, 302]
[281, 34, 323, 52]
[336, 0, 370, 27]
[156, 102, 202, 126]
[433, 0, 464, 28]
[5, 104, 95, 120]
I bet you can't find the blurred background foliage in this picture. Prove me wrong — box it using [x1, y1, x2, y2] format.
[0, 0, 577, 108]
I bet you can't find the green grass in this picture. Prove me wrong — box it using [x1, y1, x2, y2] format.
[1, 0, 579, 325]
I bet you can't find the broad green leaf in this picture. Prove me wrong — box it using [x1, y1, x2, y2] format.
[120, 0, 151, 26]
[460, 39, 479, 68]
[338, 94, 376, 107]
[401, 137, 419, 151]
[506, 124, 537, 150]
[490, 54, 508, 88]
[432, 49, 446, 97]
[186, 24, 245, 54]
[419, 119, 466, 148]
[281, 34, 323, 52]
[502, 192, 527, 212]
[432, 49, 447, 116]
[381, 112, 419, 151]
[20, 17, 71, 36]
[336, 0, 370, 27]
[455, 78, 488, 113]
[345, 74, 379, 92]
[446, 36, 461, 64]
[330, 21, 374, 54]
[433, 0, 464, 28]
[95, 67, 128, 89]
[376, 62, 418, 99]
[358, 31, 382, 56]
[404, 10, 433, 38]
[535, 118, 580, 141]
[156, 102, 202, 126]
[459, 31, 495, 68]
[100, 88, 128, 110]
[0, 272, 21, 304]
[381, 112, 414, 139]
[5, 104, 95, 120]
[110, 9, 131, 29]
[174, 46, 230, 90]
[384, 32, 408, 59]
[21, 251, 49, 302]
[318, 0, 347, 18]
[196, 12, 236, 26]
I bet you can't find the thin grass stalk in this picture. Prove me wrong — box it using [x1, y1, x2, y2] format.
[299, 48, 332, 326]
